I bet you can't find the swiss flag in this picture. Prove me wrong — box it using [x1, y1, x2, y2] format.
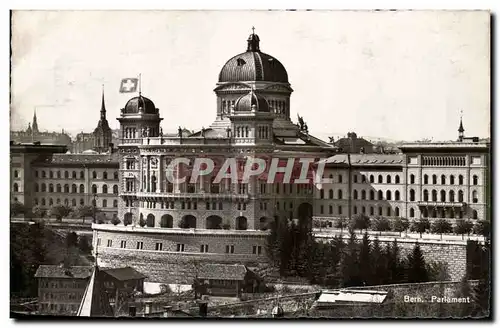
[119, 78, 139, 93]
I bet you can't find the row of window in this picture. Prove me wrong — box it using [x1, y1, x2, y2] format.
[319, 189, 402, 201]
[34, 198, 117, 208]
[34, 183, 118, 194]
[99, 238, 263, 255]
[40, 291, 83, 301]
[408, 189, 479, 203]
[34, 170, 118, 180]
[409, 174, 480, 186]
[422, 156, 466, 166]
[39, 303, 79, 313]
[39, 280, 87, 289]
[318, 205, 479, 219]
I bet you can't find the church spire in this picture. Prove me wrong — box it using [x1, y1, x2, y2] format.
[247, 26, 260, 52]
[458, 111, 465, 142]
[100, 85, 106, 121]
[32, 109, 39, 133]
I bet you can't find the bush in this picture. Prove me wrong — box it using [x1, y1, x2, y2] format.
[430, 219, 453, 235]
[473, 220, 490, 238]
[454, 219, 473, 238]
[410, 218, 430, 237]
[392, 217, 409, 234]
[111, 217, 121, 225]
[159, 284, 172, 294]
[372, 217, 391, 233]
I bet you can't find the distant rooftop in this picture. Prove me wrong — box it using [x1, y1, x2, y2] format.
[319, 154, 404, 166]
[101, 267, 147, 281]
[34, 265, 93, 279]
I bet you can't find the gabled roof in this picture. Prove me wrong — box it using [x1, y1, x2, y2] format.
[198, 264, 255, 281]
[102, 267, 147, 281]
[77, 266, 114, 317]
[34, 265, 93, 279]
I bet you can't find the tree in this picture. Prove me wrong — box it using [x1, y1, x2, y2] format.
[350, 214, 370, 233]
[31, 205, 46, 219]
[66, 231, 78, 247]
[371, 217, 391, 235]
[392, 217, 409, 237]
[473, 220, 490, 239]
[370, 237, 387, 286]
[74, 205, 94, 223]
[385, 239, 404, 284]
[48, 204, 72, 221]
[406, 242, 429, 283]
[78, 235, 92, 254]
[111, 217, 121, 225]
[341, 230, 360, 287]
[410, 218, 430, 238]
[358, 232, 372, 285]
[335, 217, 348, 235]
[431, 219, 453, 238]
[10, 201, 26, 217]
[454, 219, 473, 240]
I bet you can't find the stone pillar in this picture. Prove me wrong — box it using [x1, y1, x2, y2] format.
[174, 159, 181, 193]
[146, 156, 151, 192]
[158, 155, 163, 193]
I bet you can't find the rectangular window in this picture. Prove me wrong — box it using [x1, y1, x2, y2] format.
[218, 202, 223, 210]
[320, 205, 324, 214]
[200, 244, 209, 253]
[120, 241, 126, 248]
[225, 245, 235, 254]
[177, 244, 185, 252]
[155, 243, 163, 251]
[206, 202, 210, 210]
[252, 246, 262, 255]
[338, 206, 342, 215]
[136, 241, 143, 250]
[107, 239, 112, 247]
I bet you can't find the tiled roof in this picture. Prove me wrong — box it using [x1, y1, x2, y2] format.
[102, 267, 147, 281]
[34, 265, 93, 279]
[198, 264, 251, 281]
[319, 154, 404, 166]
[39, 153, 119, 164]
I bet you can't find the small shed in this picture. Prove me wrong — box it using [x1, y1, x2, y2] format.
[196, 264, 260, 297]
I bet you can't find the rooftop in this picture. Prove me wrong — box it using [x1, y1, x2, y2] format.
[319, 154, 404, 166]
[34, 265, 93, 279]
[102, 267, 147, 281]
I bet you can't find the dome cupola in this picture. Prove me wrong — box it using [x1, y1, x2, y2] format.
[123, 95, 157, 115]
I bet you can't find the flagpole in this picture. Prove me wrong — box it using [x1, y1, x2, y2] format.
[138, 73, 142, 96]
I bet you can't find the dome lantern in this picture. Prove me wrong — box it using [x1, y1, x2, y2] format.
[247, 27, 260, 52]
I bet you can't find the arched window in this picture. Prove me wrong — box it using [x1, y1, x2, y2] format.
[80, 171, 84, 179]
[56, 184, 61, 193]
[79, 184, 84, 193]
[13, 183, 19, 192]
[102, 185, 108, 194]
[338, 174, 343, 183]
[395, 190, 400, 201]
[34, 183, 39, 192]
[56, 198, 61, 204]
[440, 190, 446, 202]
[432, 190, 437, 202]
[92, 184, 97, 194]
[102, 199, 107, 208]
[450, 175, 455, 185]
[386, 190, 391, 200]
[395, 175, 400, 184]
[458, 175, 464, 185]
[64, 184, 69, 193]
[378, 175, 383, 183]
[361, 190, 366, 200]
[92, 171, 97, 179]
[102, 172, 107, 180]
[441, 175, 446, 185]
[64, 199, 69, 206]
[113, 185, 118, 194]
[41, 183, 46, 192]
[113, 200, 118, 207]
[71, 184, 77, 193]
[386, 175, 391, 184]
[353, 175, 358, 183]
[72, 171, 77, 179]
[353, 190, 358, 200]
[409, 189, 415, 201]
[472, 190, 478, 203]
[49, 198, 53, 206]
[378, 207, 383, 216]
[41, 198, 46, 206]
[455, 190, 463, 204]
[353, 206, 357, 215]
[472, 210, 478, 220]
[49, 171, 53, 179]
[370, 175, 374, 183]
[320, 189, 324, 199]
[42, 171, 46, 178]
[409, 208, 415, 218]
[361, 175, 366, 183]
[449, 190, 455, 202]
[114, 172, 118, 180]
[80, 199, 84, 205]
[395, 207, 400, 217]
[424, 174, 429, 184]
[410, 174, 415, 184]
[49, 184, 54, 193]
[423, 189, 429, 201]
[378, 190, 383, 200]
[370, 190, 375, 200]
[56, 171, 60, 179]
[473, 175, 478, 185]
[72, 199, 76, 207]
[432, 175, 437, 184]
[64, 171, 69, 179]
[370, 207, 374, 216]
[337, 190, 343, 199]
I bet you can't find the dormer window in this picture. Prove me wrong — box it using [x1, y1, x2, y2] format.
[237, 58, 246, 66]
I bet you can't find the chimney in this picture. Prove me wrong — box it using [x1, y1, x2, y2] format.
[198, 300, 208, 317]
[128, 305, 136, 317]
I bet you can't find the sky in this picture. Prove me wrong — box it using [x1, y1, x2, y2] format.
[10, 10, 490, 142]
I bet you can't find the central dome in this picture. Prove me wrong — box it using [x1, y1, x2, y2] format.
[123, 95, 157, 114]
[218, 33, 289, 83]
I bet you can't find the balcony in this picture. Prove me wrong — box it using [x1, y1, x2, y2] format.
[417, 201, 466, 208]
